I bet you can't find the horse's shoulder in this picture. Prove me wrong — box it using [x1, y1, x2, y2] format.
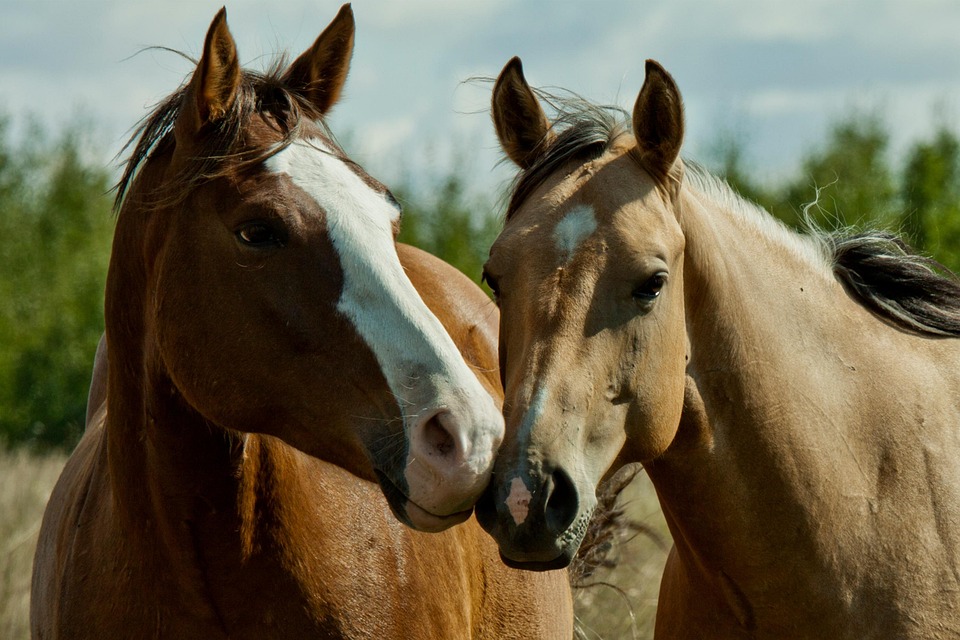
[397, 243, 495, 321]
[397, 243, 501, 398]
[31, 418, 108, 625]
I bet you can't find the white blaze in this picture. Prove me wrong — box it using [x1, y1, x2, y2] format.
[265, 140, 495, 435]
[554, 204, 597, 263]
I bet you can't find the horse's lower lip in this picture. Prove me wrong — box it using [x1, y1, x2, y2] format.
[404, 499, 473, 533]
[374, 468, 472, 532]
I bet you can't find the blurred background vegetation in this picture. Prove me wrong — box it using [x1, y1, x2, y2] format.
[1, 108, 960, 452]
[0, 116, 114, 450]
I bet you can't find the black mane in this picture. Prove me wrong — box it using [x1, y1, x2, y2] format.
[829, 231, 960, 337]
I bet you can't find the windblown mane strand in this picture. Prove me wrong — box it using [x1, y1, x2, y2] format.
[683, 162, 835, 268]
[686, 163, 960, 338]
[113, 56, 337, 213]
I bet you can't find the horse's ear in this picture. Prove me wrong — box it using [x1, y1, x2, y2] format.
[632, 60, 684, 180]
[176, 8, 241, 140]
[492, 57, 554, 170]
[283, 4, 355, 115]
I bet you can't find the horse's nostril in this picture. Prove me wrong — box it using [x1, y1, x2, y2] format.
[417, 410, 466, 463]
[545, 467, 579, 534]
[423, 413, 455, 457]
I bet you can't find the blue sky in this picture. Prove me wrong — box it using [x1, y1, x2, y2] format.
[3, 0, 959, 196]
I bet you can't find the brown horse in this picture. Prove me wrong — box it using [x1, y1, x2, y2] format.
[476, 56, 960, 638]
[31, 10, 572, 639]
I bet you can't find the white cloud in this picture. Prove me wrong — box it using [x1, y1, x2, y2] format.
[359, 0, 510, 29]
[352, 116, 417, 159]
[1, 0, 958, 193]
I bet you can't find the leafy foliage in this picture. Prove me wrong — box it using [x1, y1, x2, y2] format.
[777, 112, 898, 229]
[2, 108, 960, 450]
[394, 158, 500, 291]
[899, 127, 960, 269]
[0, 117, 113, 449]
[707, 112, 960, 276]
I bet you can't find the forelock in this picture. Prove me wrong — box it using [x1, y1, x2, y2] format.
[113, 54, 341, 214]
[504, 92, 629, 220]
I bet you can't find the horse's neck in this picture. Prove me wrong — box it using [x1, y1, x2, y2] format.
[647, 184, 876, 597]
[102, 199, 246, 546]
[645, 177, 960, 635]
[104, 345, 243, 536]
[674, 182, 852, 417]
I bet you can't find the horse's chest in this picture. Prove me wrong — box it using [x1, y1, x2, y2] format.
[199, 513, 475, 639]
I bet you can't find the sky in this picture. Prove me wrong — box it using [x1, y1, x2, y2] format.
[3, 0, 960, 197]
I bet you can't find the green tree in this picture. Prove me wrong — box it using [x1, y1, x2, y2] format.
[704, 127, 775, 212]
[771, 112, 897, 230]
[0, 117, 113, 449]
[395, 161, 500, 291]
[899, 127, 960, 272]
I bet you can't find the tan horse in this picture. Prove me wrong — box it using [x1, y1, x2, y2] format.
[31, 10, 571, 639]
[477, 56, 960, 638]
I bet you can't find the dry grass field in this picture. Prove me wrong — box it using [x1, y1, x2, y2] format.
[0, 447, 67, 640]
[572, 472, 670, 639]
[0, 447, 669, 639]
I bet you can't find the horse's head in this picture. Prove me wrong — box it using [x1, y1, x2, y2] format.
[109, 6, 503, 532]
[475, 58, 688, 567]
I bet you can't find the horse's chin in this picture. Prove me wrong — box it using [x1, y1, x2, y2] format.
[497, 547, 576, 572]
[374, 469, 473, 532]
[403, 499, 473, 532]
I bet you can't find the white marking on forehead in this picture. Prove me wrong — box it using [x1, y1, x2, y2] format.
[554, 205, 597, 263]
[506, 477, 532, 525]
[265, 139, 468, 409]
[267, 139, 399, 223]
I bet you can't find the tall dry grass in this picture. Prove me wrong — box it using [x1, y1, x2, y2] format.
[0, 447, 670, 639]
[0, 447, 67, 640]
[572, 471, 670, 640]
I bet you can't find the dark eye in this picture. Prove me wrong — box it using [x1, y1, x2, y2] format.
[236, 221, 282, 248]
[632, 272, 667, 302]
[481, 269, 501, 301]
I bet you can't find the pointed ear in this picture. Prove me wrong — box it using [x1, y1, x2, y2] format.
[284, 4, 355, 115]
[632, 60, 684, 180]
[176, 8, 241, 141]
[492, 57, 554, 170]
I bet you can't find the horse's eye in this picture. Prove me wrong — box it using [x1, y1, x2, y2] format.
[236, 221, 282, 248]
[632, 272, 667, 302]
